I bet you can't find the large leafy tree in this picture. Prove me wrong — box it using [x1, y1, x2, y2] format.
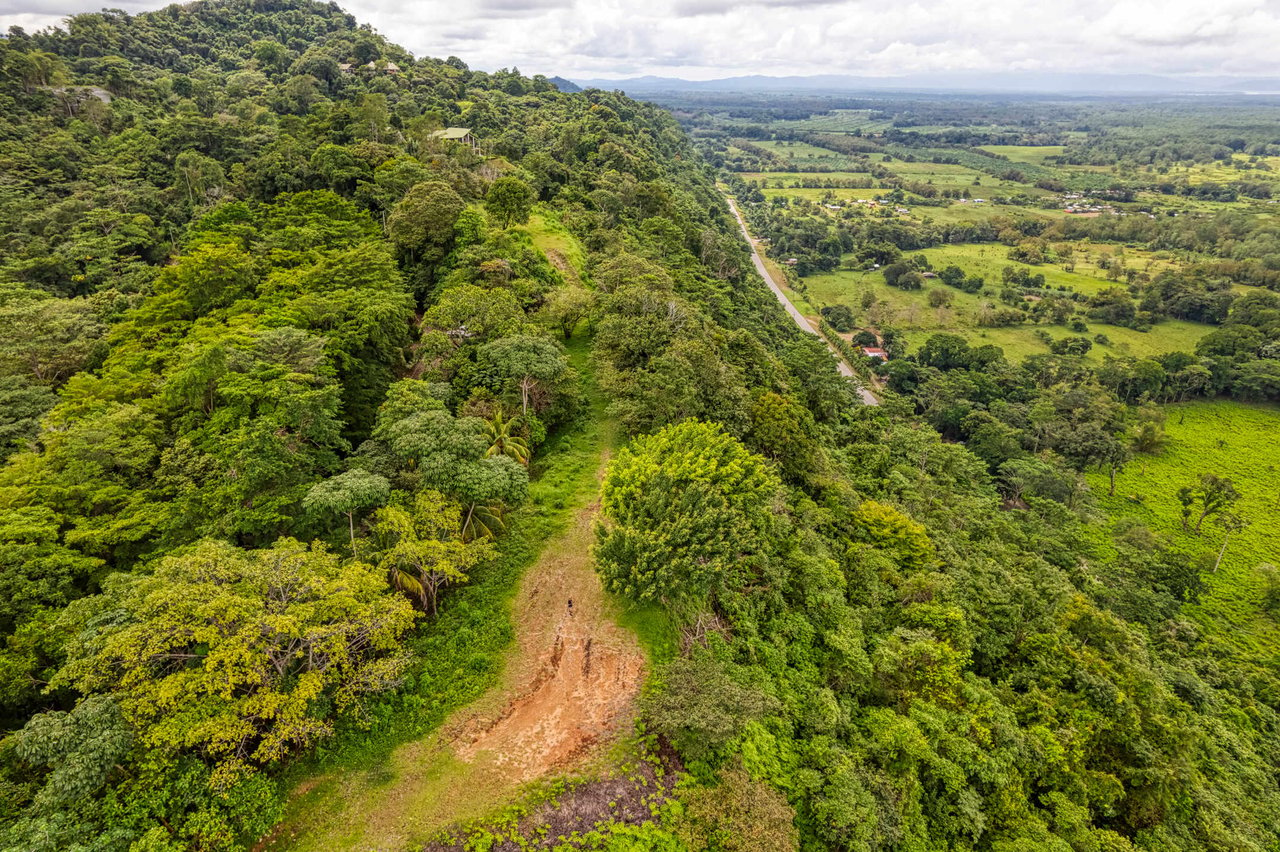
[483, 176, 534, 227]
[303, 468, 391, 553]
[0, 289, 104, 385]
[475, 333, 573, 416]
[386, 180, 465, 261]
[1177, 473, 1241, 533]
[50, 538, 415, 786]
[595, 420, 781, 617]
[158, 327, 349, 544]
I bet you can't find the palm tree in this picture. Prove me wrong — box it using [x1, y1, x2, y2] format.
[387, 562, 427, 610]
[462, 502, 505, 542]
[484, 410, 530, 465]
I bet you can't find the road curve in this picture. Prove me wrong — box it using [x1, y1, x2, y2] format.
[725, 196, 879, 406]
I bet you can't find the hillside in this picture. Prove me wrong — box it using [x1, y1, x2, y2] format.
[0, 4, 1279, 852]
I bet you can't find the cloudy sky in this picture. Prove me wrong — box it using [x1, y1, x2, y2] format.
[4, 0, 1280, 80]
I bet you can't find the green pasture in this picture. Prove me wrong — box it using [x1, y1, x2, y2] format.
[797, 245, 1211, 361]
[979, 144, 1067, 165]
[1089, 400, 1280, 665]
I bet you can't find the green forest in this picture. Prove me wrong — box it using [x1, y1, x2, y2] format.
[0, 3, 1278, 851]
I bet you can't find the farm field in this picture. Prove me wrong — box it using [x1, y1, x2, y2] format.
[979, 144, 1067, 165]
[738, 171, 873, 184]
[885, 158, 1004, 187]
[748, 139, 851, 159]
[909, 242, 1184, 293]
[798, 245, 1213, 360]
[743, 138, 867, 169]
[916, 200, 1070, 224]
[1089, 400, 1280, 665]
[1164, 152, 1280, 186]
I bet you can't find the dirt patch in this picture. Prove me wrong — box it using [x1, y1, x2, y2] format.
[543, 248, 581, 286]
[449, 498, 645, 781]
[423, 741, 683, 852]
[260, 458, 648, 852]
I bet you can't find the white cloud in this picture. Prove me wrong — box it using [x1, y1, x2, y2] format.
[4, 0, 1280, 81]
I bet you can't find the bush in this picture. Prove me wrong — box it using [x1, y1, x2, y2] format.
[1050, 336, 1093, 356]
[852, 330, 879, 347]
[820, 304, 856, 332]
[882, 261, 922, 290]
[642, 655, 779, 762]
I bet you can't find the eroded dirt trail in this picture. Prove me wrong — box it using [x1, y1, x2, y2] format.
[267, 459, 645, 852]
[450, 496, 645, 781]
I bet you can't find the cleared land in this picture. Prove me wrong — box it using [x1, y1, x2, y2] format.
[797, 244, 1211, 360]
[1090, 400, 1280, 665]
[261, 446, 647, 852]
[979, 144, 1067, 165]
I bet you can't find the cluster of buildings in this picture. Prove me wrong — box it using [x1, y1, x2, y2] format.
[338, 61, 403, 74]
[1060, 193, 1118, 215]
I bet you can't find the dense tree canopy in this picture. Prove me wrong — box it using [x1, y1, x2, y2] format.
[0, 2, 1277, 850]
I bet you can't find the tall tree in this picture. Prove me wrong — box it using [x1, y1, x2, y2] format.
[371, 491, 494, 615]
[303, 468, 391, 553]
[484, 176, 534, 227]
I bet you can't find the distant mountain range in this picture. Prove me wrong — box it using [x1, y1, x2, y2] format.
[546, 76, 582, 93]
[569, 72, 1280, 96]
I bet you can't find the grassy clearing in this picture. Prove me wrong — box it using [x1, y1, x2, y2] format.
[913, 202, 1069, 225]
[1164, 153, 1280, 187]
[739, 138, 866, 170]
[760, 186, 883, 202]
[521, 209, 587, 284]
[748, 139, 853, 160]
[979, 144, 1067, 165]
[739, 171, 872, 184]
[907, 243, 1179, 295]
[798, 247, 1211, 360]
[1088, 400, 1280, 664]
[885, 158, 993, 187]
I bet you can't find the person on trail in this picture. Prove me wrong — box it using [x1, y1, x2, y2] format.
[567, 598, 574, 616]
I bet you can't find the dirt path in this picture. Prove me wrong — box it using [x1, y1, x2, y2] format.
[725, 195, 879, 406]
[448, 481, 644, 780]
[265, 459, 646, 852]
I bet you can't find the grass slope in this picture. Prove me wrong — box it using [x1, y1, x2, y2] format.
[1091, 400, 1280, 664]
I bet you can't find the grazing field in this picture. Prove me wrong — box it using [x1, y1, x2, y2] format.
[885, 158, 1001, 187]
[759, 186, 884, 202]
[979, 144, 1067, 165]
[906, 242, 1185, 293]
[798, 245, 1212, 360]
[918, 201, 1073, 224]
[1165, 152, 1280, 187]
[738, 171, 872, 184]
[1089, 400, 1280, 664]
[743, 138, 865, 169]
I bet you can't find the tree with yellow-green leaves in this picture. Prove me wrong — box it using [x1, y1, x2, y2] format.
[371, 490, 494, 614]
[48, 538, 415, 788]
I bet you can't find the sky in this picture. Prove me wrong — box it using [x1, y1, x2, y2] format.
[3, 0, 1280, 81]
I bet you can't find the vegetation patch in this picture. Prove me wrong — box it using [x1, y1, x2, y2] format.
[1091, 399, 1280, 662]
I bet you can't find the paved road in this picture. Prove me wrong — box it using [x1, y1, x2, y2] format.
[725, 196, 879, 406]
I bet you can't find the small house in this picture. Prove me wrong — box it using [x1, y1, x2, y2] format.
[785, 258, 799, 266]
[338, 63, 353, 74]
[861, 346, 889, 361]
[430, 127, 480, 152]
[921, 271, 938, 279]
